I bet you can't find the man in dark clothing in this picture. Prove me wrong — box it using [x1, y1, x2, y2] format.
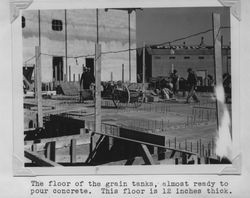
[186, 68, 200, 103]
[79, 66, 95, 102]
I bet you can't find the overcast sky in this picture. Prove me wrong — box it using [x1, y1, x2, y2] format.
[136, 7, 231, 48]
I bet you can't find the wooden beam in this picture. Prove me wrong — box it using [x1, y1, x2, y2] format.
[35, 46, 43, 128]
[25, 150, 62, 167]
[140, 144, 155, 165]
[94, 130, 197, 156]
[142, 42, 146, 86]
[95, 44, 101, 133]
[70, 139, 77, 163]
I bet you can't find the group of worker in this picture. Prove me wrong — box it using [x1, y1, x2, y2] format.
[79, 64, 232, 104]
[161, 68, 200, 103]
[79, 65, 200, 104]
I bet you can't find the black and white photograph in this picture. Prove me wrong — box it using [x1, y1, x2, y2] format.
[22, 7, 233, 167]
[2, 0, 250, 197]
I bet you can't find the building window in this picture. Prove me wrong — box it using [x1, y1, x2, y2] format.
[22, 16, 25, 28]
[198, 56, 205, 59]
[169, 56, 175, 59]
[154, 56, 161, 59]
[184, 56, 190, 59]
[52, 20, 63, 31]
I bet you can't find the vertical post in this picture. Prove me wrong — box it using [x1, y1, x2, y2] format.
[128, 10, 131, 82]
[35, 46, 43, 128]
[38, 10, 41, 46]
[122, 64, 124, 83]
[95, 44, 101, 133]
[65, 9, 68, 82]
[96, 9, 99, 44]
[70, 139, 76, 163]
[111, 72, 113, 82]
[142, 42, 146, 91]
[69, 65, 71, 82]
[212, 13, 223, 128]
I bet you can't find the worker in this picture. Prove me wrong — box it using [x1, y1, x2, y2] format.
[79, 66, 95, 102]
[186, 68, 200, 103]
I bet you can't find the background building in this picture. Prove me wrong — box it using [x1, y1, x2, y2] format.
[137, 43, 231, 85]
[22, 9, 137, 85]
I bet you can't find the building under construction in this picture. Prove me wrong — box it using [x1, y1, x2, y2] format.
[23, 8, 232, 167]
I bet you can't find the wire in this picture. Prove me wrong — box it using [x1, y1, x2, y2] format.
[23, 26, 231, 63]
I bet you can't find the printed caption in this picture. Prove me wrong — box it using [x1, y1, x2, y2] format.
[30, 179, 232, 197]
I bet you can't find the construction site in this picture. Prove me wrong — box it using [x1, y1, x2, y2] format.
[23, 8, 232, 167]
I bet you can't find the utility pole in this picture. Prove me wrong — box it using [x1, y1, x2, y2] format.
[96, 9, 99, 44]
[35, 46, 43, 128]
[128, 10, 131, 82]
[38, 10, 41, 46]
[122, 64, 124, 83]
[95, 44, 101, 133]
[65, 9, 68, 82]
[142, 42, 146, 90]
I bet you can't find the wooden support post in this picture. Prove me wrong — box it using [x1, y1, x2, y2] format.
[110, 72, 113, 82]
[73, 74, 75, 82]
[69, 65, 71, 82]
[212, 13, 224, 128]
[70, 139, 77, 163]
[45, 141, 56, 161]
[35, 46, 43, 128]
[140, 144, 155, 165]
[95, 44, 101, 133]
[142, 42, 146, 85]
[122, 64, 124, 83]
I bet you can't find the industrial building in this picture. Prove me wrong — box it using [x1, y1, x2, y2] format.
[137, 43, 231, 86]
[22, 9, 136, 85]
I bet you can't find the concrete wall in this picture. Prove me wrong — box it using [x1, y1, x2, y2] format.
[22, 9, 136, 83]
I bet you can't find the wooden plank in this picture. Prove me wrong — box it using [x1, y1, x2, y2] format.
[95, 44, 101, 133]
[119, 127, 165, 146]
[95, 131, 197, 156]
[70, 139, 77, 163]
[25, 150, 62, 167]
[140, 144, 155, 165]
[35, 46, 43, 128]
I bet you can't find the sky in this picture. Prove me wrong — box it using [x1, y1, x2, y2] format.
[136, 7, 231, 48]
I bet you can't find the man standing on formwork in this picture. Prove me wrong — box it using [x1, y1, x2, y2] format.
[185, 68, 200, 103]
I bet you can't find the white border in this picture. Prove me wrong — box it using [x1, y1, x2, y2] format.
[12, 0, 241, 176]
